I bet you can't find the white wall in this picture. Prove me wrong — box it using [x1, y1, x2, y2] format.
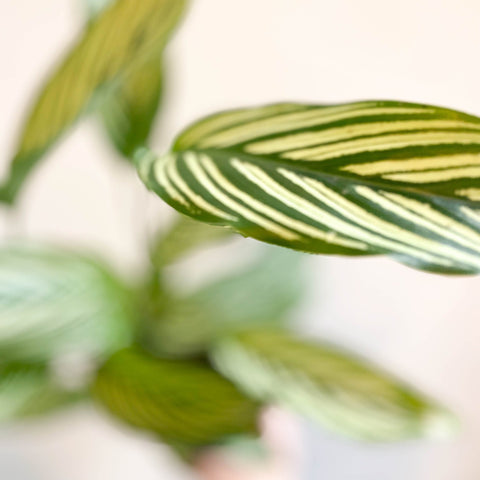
[1, 0, 480, 479]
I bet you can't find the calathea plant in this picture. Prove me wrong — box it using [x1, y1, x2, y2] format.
[1, 0, 476, 475]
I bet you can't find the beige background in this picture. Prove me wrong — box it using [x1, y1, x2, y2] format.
[1, 0, 480, 478]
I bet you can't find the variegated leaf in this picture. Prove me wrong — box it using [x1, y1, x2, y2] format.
[138, 100, 480, 274]
[142, 246, 305, 357]
[1, 0, 188, 204]
[92, 349, 259, 447]
[0, 244, 134, 362]
[210, 329, 456, 442]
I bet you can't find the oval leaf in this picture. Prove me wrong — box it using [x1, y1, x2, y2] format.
[1, 0, 188, 204]
[92, 349, 259, 446]
[139, 100, 480, 274]
[210, 329, 456, 441]
[0, 244, 134, 362]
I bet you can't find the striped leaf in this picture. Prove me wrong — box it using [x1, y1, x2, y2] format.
[142, 246, 305, 357]
[92, 349, 259, 447]
[99, 58, 164, 159]
[210, 329, 456, 442]
[0, 244, 134, 362]
[0, 363, 81, 422]
[1, 0, 188, 204]
[138, 100, 480, 274]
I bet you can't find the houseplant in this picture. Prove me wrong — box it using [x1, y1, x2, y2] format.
[2, 0, 479, 477]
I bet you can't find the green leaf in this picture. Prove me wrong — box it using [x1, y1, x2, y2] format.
[1, 0, 188, 204]
[0, 244, 134, 362]
[142, 246, 305, 357]
[138, 100, 480, 275]
[92, 349, 259, 447]
[210, 329, 456, 442]
[185, 246, 305, 325]
[83, 0, 165, 160]
[152, 213, 233, 269]
[99, 58, 163, 159]
[0, 363, 81, 422]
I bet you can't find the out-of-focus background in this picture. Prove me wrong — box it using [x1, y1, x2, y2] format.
[2, 0, 480, 479]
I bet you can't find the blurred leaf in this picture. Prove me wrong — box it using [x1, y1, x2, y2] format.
[100, 58, 163, 159]
[152, 214, 234, 269]
[92, 349, 259, 447]
[142, 246, 306, 357]
[210, 329, 457, 442]
[83, 0, 165, 161]
[185, 247, 306, 323]
[138, 100, 480, 275]
[0, 363, 82, 422]
[1, 0, 188, 204]
[0, 244, 134, 362]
